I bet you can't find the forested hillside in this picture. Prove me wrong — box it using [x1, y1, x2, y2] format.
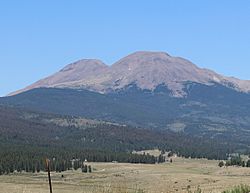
[0, 104, 242, 174]
[2, 82, 250, 148]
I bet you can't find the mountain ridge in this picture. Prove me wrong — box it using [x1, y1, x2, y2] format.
[9, 51, 250, 97]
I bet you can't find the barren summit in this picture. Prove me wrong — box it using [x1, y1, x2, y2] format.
[10, 51, 250, 97]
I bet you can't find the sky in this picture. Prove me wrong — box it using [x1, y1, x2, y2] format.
[0, 0, 250, 96]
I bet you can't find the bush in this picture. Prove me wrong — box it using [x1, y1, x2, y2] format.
[187, 186, 202, 193]
[219, 161, 224, 167]
[222, 185, 250, 193]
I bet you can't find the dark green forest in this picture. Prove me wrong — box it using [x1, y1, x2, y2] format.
[2, 83, 250, 146]
[0, 104, 244, 175]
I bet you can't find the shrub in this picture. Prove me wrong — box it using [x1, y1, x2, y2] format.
[219, 161, 224, 167]
[222, 184, 250, 193]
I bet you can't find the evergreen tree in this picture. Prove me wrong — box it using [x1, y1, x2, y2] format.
[82, 164, 88, 173]
[88, 165, 92, 173]
[36, 162, 41, 173]
[246, 160, 250, 167]
[158, 154, 165, 163]
[0, 165, 3, 175]
[32, 163, 36, 173]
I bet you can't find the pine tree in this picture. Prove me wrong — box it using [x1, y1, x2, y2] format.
[246, 160, 250, 167]
[158, 154, 165, 163]
[0, 164, 3, 175]
[82, 164, 88, 173]
[88, 165, 92, 173]
[36, 162, 41, 173]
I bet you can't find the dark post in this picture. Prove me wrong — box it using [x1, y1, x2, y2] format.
[46, 158, 53, 193]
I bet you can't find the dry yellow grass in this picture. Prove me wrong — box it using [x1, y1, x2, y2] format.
[0, 158, 250, 193]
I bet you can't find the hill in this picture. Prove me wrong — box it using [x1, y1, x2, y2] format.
[2, 83, 250, 149]
[0, 104, 237, 160]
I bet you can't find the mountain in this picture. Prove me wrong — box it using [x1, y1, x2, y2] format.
[9, 51, 250, 97]
[9, 59, 108, 96]
[1, 51, 250, 149]
[0, 104, 233, 160]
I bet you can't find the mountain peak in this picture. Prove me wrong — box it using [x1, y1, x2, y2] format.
[9, 51, 250, 97]
[113, 51, 171, 66]
[60, 59, 107, 72]
[9, 59, 108, 96]
[126, 51, 171, 57]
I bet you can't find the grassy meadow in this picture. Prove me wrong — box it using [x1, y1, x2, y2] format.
[0, 158, 250, 193]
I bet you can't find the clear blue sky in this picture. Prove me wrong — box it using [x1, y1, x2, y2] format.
[1, 0, 250, 96]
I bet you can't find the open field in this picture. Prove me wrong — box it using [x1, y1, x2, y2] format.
[1, 158, 250, 193]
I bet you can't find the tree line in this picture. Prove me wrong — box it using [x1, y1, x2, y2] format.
[0, 145, 160, 175]
[218, 154, 250, 167]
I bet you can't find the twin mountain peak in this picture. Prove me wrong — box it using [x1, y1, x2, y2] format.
[10, 51, 250, 97]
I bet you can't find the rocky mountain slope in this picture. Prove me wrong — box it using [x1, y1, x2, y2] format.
[9, 51, 250, 97]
